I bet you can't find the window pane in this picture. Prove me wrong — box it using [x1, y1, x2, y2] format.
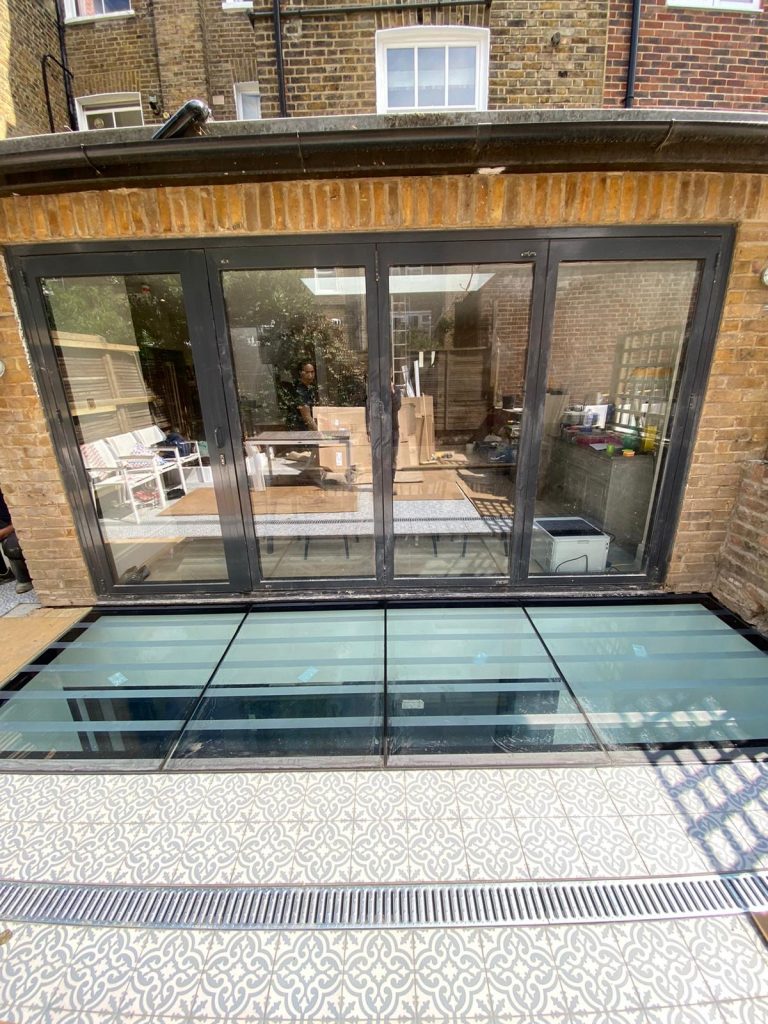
[417, 46, 446, 107]
[387, 48, 415, 108]
[529, 260, 701, 577]
[448, 46, 477, 106]
[104, 0, 131, 11]
[85, 111, 115, 130]
[114, 108, 142, 127]
[239, 92, 261, 119]
[42, 275, 227, 585]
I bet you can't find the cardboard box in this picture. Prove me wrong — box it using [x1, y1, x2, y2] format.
[315, 405, 367, 435]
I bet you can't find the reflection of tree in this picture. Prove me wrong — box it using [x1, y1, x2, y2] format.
[224, 270, 368, 415]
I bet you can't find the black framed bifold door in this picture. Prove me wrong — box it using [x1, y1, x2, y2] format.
[14, 250, 251, 594]
[206, 244, 384, 586]
[517, 234, 726, 585]
[376, 240, 548, 585]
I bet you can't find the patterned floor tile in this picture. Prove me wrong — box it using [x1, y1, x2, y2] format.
[197, 774, 263, 822]
[715, 997, 768, 1023]
[231, 822, 298, 885]
[549, 923, 642, 1014]
[65, 824, 135, 884]
[354, 771, 407, 821]
[3, 823, 82, 882]
[135, 775, 213, 824]
[301, 772, 358, 822]
[621, 815, 710, 875]
[172, 823, 246, 884]
[549, 769, 619, 818]
[407, 818, 469, 882]
[643, 1004, 727, 1023]
[117, 824, 187, 884]
[676, 916, 768, 1002]
[514, 817, 589, 879]
[195, 929, 279, 1019]
[405, 772, 459, 819]
[453, 770, 512, 819]
[0, 923, 83, 1011]
[598, 767, 677, 817]
[118, 928, 213, 1018]
[267, 930, 345, 1021]
[569, 817, 649, 878]
[52, 926, 146, 1013]
[461, 817, 529, 881]
[613, 920, 715, 1009]
[503, 770, 565, 818]
[342, 929, 415, 1019]
[412, 928, 488, 1019]
[348, 819, 410, 883]
[482, 925, 566, 1017]
[291, 820, 354, 883]
[569, 1011, 647, 1024]
[251, 774, 308, 821]
[684, 817, 757, 873]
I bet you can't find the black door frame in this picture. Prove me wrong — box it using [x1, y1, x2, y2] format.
[6, 225, 734, 598]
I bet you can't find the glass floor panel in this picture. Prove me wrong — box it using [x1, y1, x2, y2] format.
[0, 599, 765, 767]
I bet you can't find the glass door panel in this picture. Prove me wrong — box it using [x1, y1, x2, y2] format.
[221, 267, 374, 580]
[529, 259, 701, 577]
[388, 262, 534, 578]
[41, 273, 228, 585]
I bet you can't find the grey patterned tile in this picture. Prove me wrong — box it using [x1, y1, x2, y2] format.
[453, 770, 512, 819]
[251, 773, 307, 821]
[503, 770, 565, 818]
[197, 774, 263, 822]
[685, 817, 756, 873]
[461, 817, 529, 881]
[348, 818, 410, 883]
[483, 925, 565, 1018]
[514, 817, 589, 880]
[231, 822, 298, 885]
[676, 916, 768, 1001]
[412, 928, 488, 1019]
[65, 824, 134, 884]
[598, 767, 677, 817]
[0, 923, 83, 1012]
[292, 820, 354, 884]
[196, 930, 278, 1019]
[6, 823, 82, 882]
[614, 919, 715, 1009]
[621, 815, 710, 875]
[139, 775, 213, 823]
[643, 1005, 727, 1023]
[354, 771, 407, 821]
[117, 823, 186, 884]
[715, 997, 768, 1023]
[302, 772, 358, 822]
[570, 1011, 647, 1024]
[549, 923, 642, 1014]
[549, 769, 619, 818]
[53, 926, 146, 1013]
[569, 817, 649, 878]
[407, 818, 469, 882]
[342, 929, 415, 1019]
[405, 771, 459, 819]
[267, 930, 345, 1021]
[173, 823, 246, 884]
[119, 928, 213, 1018]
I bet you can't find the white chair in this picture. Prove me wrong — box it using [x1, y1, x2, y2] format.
[132, 426, 203, 493]
[80, 439, 174, 523]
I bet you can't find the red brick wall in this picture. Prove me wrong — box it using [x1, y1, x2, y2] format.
[605, 0, 768, 109]
[0, 0, 68, 137]
[714, 459, 768, 633]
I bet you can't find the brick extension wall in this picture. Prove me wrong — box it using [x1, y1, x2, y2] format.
[714, 459, 768, 634]
[0, 170, 765, 619]
[605, 0, 768, 109]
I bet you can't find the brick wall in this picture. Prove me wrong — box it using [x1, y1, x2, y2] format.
[605, 0, 768, 109]
[0, 0, 68, 137]
[0, 170, 766, 612]
[713, 459, 768, 634]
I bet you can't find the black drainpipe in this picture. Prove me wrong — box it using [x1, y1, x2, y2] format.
[273, 0, 288, 118]
[625, 0, 642, 108]
[54, 0, 78, 130]
[41, 54, 75, 134]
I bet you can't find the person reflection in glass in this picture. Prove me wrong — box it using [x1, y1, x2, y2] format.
[286, 361, 318, 431]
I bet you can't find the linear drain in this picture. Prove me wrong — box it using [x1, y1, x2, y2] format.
[1, 873, 768, 931]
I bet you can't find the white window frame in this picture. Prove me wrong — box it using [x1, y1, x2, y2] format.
[233, 82, 262, 121]
[375, 26, 490, 114]
[63, 0, 133, 22]
[76, 93, 144, 132]
[666, 0, 761, 10]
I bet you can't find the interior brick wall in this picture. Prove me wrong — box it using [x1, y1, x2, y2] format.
[0, 170, 766, 617]
[605, 0, 768, 109]
[713, 459, 768, 634]
[0, 0, 67, 137]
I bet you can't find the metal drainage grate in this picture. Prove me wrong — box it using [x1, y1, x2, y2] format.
[1, 873, 768, 930]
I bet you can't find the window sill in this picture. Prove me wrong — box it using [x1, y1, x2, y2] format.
[666, 0, 761, 10]
[65, 10, 135, 24]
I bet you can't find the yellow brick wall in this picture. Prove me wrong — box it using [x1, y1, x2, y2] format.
[0, 170, 765, 608]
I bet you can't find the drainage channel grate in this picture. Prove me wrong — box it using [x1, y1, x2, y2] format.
[1, 873, 768, 930]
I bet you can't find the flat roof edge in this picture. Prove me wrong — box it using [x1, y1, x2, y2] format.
[1, 110, 766, 196]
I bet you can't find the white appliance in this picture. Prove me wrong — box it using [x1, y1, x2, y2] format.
[531, 517, 610, 574]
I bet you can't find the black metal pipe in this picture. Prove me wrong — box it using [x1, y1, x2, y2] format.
[273, 0, 288, 117]
[41, 54, 75, 134]
[53, 0, 78, 130]
[625, 0, 642, 109]
[248, 0, 491, 18]
[151, 99, 210, 140]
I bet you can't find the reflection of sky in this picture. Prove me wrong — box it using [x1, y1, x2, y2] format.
[301, 272, 495, 296]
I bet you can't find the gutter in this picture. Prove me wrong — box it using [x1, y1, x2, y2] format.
[0, 110, 766, 196]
